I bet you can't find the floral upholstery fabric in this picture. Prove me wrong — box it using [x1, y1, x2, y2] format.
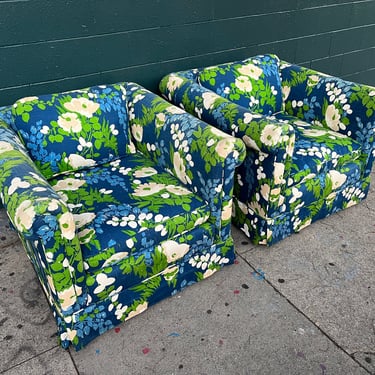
[0, 84, 246, 350]
[159, 55, 375, 245]
[12, 84, 131, 179]
[49, 152, 211, 273]
[274, 113, 362, 181]
[199, 54, 283, 115]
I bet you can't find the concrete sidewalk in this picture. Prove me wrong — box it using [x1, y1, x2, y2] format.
[1, 170, 374, 375]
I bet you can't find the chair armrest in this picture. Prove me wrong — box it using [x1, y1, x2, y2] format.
[0, 120, 85, 313]
[280, 62, 375, 152]
[159, 72, 296, 157]
[126, 83, 246, 239]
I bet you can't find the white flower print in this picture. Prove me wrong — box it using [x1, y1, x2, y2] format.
[102, 252, 129, 268]
[155, 112, 166, 127]
[73, 212, 96, 229]
[131, 124, 143, 142]
[18, 96, 38, 103]
[173, 152, 188, 184]
[114, 303, 128, 320]
[237, 200, 248, 214]
[203, 268, 217, 279]
[58, 284, 82, 310]
[133, 167, 158, 178]
[8, 177, 30, 195]
[238, 63, 263, 80]
[109, 286, 123, 303]
[202, 91, 219, 110]
[78, 228, 95, 244]
[61, 328, 77, 342]
[325, 104, 341, 131]
[59, 212, 76, 240]
[298, 219, 312, 231]
[248, 201, 266, 218]
[260, 124, 283, 146]
[307, 75, 320, 87]
[260, 184, 270, 201]
[289, 187, 303, 204]
[242, 135, 260, 151]
[221, 202, 232, 221]
[108, 124, 119, 136]
[256, 165, 266, 180]
[67, 154, 96, 169]
[342, 103, 352, 115]
[53, 178, 85, 191]
[132, 124, 143, 142]
[273, 163, 285, 185]
[48, 199, 60, 211]
[328, 170, 347, 190]
[57, 112, 82, 133]
[93, 273, 116, 294]
[64, 97, 100, 118]
[132, 94, 145, 104]
[40, 125, 50, 134]
[77, 137, 93, 151]
[162, 265, 179, 282]
[165, 185, 191, 195]
[160, 240, 190, 263]
[166, 75, 184, 92]
[125, 301, 148, 321]
[243, 112, 253, 124]
[133, 182, 166, 197]
[189, 253, 229, 272]
[167, 106, 185, 114]
[47, 275, 56, 294]
[282, 85, 291, 101]
[0, 141, 13, 154]
[235, 75, 252, 92]
[215, 138, 236, 158]
[14, 200, 35, 232]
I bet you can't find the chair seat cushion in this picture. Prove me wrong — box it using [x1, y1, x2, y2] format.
[275, 113, 362, 183]
[49, 152, 211, 272]
[12, 83, 131, 179]
[85, 225, 216, 301]
[198, 54, 283, 115]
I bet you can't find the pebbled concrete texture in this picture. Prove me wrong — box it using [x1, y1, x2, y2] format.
[0, 170, 374, 375]
[0, 236, 58, 373]
[235, 170, 375, 373]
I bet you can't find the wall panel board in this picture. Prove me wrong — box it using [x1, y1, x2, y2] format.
[0, 0, 374, 105]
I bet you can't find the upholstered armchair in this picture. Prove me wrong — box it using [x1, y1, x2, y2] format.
[159, 54, 375, 245]
[0, 82, 245, 350]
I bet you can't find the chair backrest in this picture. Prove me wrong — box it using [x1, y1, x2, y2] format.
[12, 83, 131, 179]
[198, 54, 283, 115]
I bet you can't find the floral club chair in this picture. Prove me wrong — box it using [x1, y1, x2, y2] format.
[0, 82, 245, 350]
[159, 54, 375, 245]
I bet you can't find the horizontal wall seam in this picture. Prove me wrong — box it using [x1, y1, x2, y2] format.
[298, 0, 374, 11]
[1, 6, 375, 49]
[2, 65, 374, 101]
[0, 0, 30, 3]
[213, 0, 372, 21]
[311, 46, 375, 61]
[1, 22, 375, 51]
[0, 47, 252, 91]
[342, 67, 375, 76]
[1, 45, 374, 93]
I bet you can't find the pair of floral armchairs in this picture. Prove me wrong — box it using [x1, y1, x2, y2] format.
[0, 54, 374, 350]
[0, 83, 245, 350]
[159, 54, 375, 245]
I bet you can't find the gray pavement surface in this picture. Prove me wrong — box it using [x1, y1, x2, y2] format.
[1, 170, 374, 375]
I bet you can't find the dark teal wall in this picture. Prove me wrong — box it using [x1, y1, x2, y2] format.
[1, 0, 374, 106]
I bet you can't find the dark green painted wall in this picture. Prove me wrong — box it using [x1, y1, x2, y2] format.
[1, 0, 374, 106]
